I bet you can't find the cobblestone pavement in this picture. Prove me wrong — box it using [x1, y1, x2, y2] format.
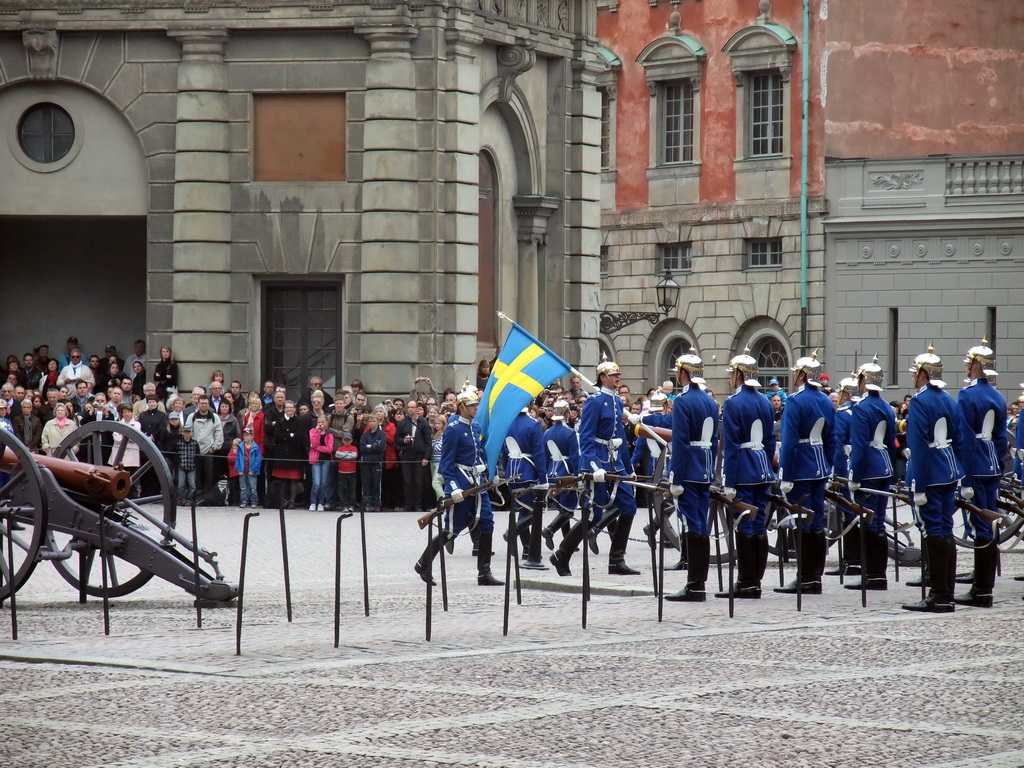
[2, 506, 1024, 767]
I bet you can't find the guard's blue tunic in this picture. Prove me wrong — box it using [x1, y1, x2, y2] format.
[500, 411, 545, 520]
[779, 384, 836, 531]
[849, 390, 898, 532]
[578, 386, 636, 520]
[544, 420, 580, 510]
[833, 402, 854, 504]
[957, 377, 1007, 541]
[439, 415, 494, 535]
[906, 383, 970, 538]
[661, 385, 718, 536]
[721, 384, 777, 535]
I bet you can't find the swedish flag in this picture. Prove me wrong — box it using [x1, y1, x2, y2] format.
[477, 322, 572, 475]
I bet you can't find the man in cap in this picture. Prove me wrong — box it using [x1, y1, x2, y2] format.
[57, 348, 94, 389]
[902, 345, 972, 613]
[541, 399, 580, 551]
[776, 350, 836, 595]
[952, 339, 1007, 608]
[550, 356, 639, 577]
[765, 377, 788, 406]
[656, 349, 718, 602]
[415, 382, 502, 587]
[826, 371, 862, 578]
[845, 357, 898, 590]
[718, 348, 777, 598]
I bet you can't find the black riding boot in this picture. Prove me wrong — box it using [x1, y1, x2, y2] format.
[666, 533, 709, 602]
[608, 515, 641, 575]
[903, 536, 954, 612]
[826, 525, 862, 576]
[955, 536, 996, 607]
[588, 509, 620, 554]
[775, 528, 823, 594]
[550, 519, 586, 576]
[477, 533, 503, 586]
[606, 514, 638, 573]
[414, 532, 448, 586]
[543, 508, 574, 551]
[846, 529, 889, 590]
[716, 531, 761, 598]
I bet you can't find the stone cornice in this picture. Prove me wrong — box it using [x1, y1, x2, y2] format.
[602, 197, 828, 229]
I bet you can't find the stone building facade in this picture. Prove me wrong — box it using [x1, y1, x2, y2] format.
[596, 0, 826, 395]
[823, 0, 1024, 399]
[0, 0, 603, 395]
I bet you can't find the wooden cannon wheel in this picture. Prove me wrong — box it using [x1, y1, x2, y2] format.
[49, 420, 177, 598]
[0, 429, 48, 602]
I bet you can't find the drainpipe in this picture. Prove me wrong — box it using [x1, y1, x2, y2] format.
[799, 0, 810, 354]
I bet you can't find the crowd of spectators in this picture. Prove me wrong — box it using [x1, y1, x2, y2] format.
[3, 341, 1020, 511]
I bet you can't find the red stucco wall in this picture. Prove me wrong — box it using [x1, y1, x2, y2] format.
[824, 0, 1024, 158]
[599, 0, 824, 210]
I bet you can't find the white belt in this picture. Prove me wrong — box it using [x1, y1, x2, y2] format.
[690, 441, 712, 449]
[798, 438, 823, 445]
[739, 442, 763, 450]
[869, 440, 886, 449]
[975, 433, 991, 440]
[928, 440, 951, 449]
[595, 437, 623, 449]
[457, 462, 479, 475]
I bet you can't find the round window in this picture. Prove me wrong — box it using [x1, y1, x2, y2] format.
[18, 103, 75, 164]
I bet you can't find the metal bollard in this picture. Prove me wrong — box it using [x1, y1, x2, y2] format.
[334, 511, 353, 649]
[3, 512, 17, 640]
[359, 506, 370, 617]
[278, 506, 292, 622]
[235, 511, 260, 656]
[99, 504, 111, 636]
[191, 502, 202, 629]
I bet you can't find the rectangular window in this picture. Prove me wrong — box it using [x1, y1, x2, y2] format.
[747, 238, 782, 269]
[263, 284, 342, 391]
[749, 71, 783, 157]
[599, 246, 610, 279]
[888, 307, 899, 385]
[600, 89, 612, 171]
[253, 93, 346, 181]
[987, 306, 997, 351]
[659, 242, 692, 274]
[662, 81, 694, 164]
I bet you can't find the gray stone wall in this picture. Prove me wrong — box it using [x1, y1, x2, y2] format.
[824, 156, 1024, 402]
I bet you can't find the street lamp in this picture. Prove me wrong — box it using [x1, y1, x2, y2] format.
[600, 267, 681, 335]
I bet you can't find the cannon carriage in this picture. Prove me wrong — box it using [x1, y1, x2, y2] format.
[0, 420, 236, 604]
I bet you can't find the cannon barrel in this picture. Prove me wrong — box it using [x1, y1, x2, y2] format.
[1, 447, 131, 503]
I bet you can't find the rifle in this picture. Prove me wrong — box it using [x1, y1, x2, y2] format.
[417, 480, 493, 529]
[824, 488, 874, 525]
[955, 497, 1010, 526]
[709, 488, 759, 518]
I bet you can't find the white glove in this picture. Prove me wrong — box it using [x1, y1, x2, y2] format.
[961, 486, 975, 501]
[1018, 448, 1024, 461]
[902, 448, 911, 460]
[670, 484, 684, 498]
[914, 493, 928, 507]
[780, 481, 794, 495]
[534, 482, 549, 491]
[627, 412, 640, 426]
[723, 487, 737, 501]
[848, 481, 860, 492]
[844, 445, 852, 456]
[592, 468, 607, 484]
[450, 488, 465, 504]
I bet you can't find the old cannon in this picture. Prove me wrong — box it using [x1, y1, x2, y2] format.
[0, 420, 236, 603]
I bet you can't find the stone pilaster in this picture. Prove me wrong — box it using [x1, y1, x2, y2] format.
[513, 194, 560, 336]
[166, 28, 232, 388]
[354, 23, 429, 394]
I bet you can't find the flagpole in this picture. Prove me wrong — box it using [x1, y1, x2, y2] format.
[497, 311, 599, 394]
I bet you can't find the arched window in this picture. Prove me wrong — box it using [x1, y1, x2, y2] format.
[752, 336, 789, 390]
[478, 152, 499, 346]
[662, 337, 693, 381]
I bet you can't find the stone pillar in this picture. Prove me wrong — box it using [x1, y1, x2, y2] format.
[167, 28, 231, 388]
[355, 24, 425, 395]
[513, 195, 560, 336]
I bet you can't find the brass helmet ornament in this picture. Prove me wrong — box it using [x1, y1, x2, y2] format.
[456, 378, 481, 407]
[792, 348, 823, 388]
[964, 337, 996, 376]
[726, 347, 760, 387]
[909, 343, 945, 387]
[675, 347, 706, 384]
[857, 355, 884, 392]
